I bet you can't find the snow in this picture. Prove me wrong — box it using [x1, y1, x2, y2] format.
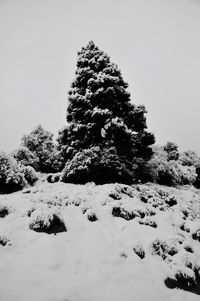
[0, 180, 200, 301]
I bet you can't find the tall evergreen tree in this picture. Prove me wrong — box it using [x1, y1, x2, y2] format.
[58, 41, 155, 183]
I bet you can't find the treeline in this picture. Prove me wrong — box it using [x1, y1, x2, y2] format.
[1, 41, 199, 192]
[1, 129, 200, 193]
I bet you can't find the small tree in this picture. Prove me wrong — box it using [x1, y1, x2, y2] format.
[22, 125, 63, 173]
[58, 41, 155, 183]
[0, 152, 26, 193]
[179, 150, 200, 188]
[145, 145, 197, 187]
[179, 150, 200, 167]
[13, 146, 39, 170]
[164, 142, 179, 161]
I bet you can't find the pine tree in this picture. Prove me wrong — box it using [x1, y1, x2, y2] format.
[58, 41, 155, 183]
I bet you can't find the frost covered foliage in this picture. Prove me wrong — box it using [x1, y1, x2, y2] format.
[62, 146, 133, 184]
[13, 146, 39, 170]
[179, 150, 200, 167]
[151, 239, 178, 260]
[0, 152, 38, 193]
[21, 125, 64, 173]
[0, 204, 11, 218]
[133, 242, 145, 259]
[47, 173, 61, 183]
[0, 151, 26, 193]
[144, 145, 197, 187]
[29, 208, 66, 234]
[58, 41, 155, 184]
[165, 253, 200, 294]
[164, 142, 179, 161]
[0, 235, 11, 247]
[20, 165, 38, 185]
[179, 150, 200, 188]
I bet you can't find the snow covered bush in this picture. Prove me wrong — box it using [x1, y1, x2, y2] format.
[47, 173, 61, 183]
[112, 206, 135, 220]
[165, 265, 197, 292]
[138, 217, 157, 228]
[144, 146, 197, 187]
[151, 239, 179, 260]
[192, 228, 200, 242]
[62, 146, 133, 184]
[21, 125, 64, 173]
[0, 151, 26, 193]
[146, 159, 179, 186]
[164, 142, 179, 161]
[165, 253, 200, 294]
[85, 209, 98, 222]
[12, 146, 39, 171]
[179, 150, 200, 167]
[0, 204, 11, 218]
[133, 242, 145, 259]
[164, 196, 177, 208]
[179, 150, 200, 188]
[0, 235, 11, 247]
[44, 149, 64, 173]
[29, 208, 66, 234]
[143, 146, 173, 185]
[21, 165, 38, 185]
[112, 204, 149, 221]
[179, 164, 197, 185]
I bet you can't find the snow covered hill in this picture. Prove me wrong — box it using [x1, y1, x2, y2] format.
[0, 179, 200, 301]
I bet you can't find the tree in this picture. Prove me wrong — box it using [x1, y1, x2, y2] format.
[144, 145, 197, 187]
[58, 41, 155, 183]
[179, 150, 200, 188]
[62, 146, 133, 184]
[164, 142, 179, 161]
[0, 151, 26, 193]
[12, 146, 39, 171]
[179, 150, 200, 167]
[0, 151, 38, 193]
[22, 125, 63, 173]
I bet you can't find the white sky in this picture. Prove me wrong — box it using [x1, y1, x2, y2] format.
[0, 0, 200, 153]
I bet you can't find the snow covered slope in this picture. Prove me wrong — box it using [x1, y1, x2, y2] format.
[0, 180, 200, 301]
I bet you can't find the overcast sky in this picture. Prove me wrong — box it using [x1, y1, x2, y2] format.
[0, 0, 200, 153]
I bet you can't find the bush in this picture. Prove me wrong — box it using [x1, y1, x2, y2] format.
[179, 150, 200, 167]
[47, 173, 61, 183]
[21, 165, 38, 185]
[179, 150, 200, 189]
[151, 239, 179, 260]
[165, 254, 200, 294]
[192, 228, 200, 242]
[29, 208, 67, 234]
[178, 165, 197, 185]
[0, 204, 11, 218]
[44, 149, 64, 173]
[144, 146, 197, 187]
[0, 151, 26, 193]
[145, 158, 180, 187]
[12, 146, 39, 171]
[133, 243, 145, 259]
[21, 125, 64, 173]
[164, 142, 179, 161]
[0, 235, 11, 246]
[0, 151, 38, 193]
[61, 146, 133, 184]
